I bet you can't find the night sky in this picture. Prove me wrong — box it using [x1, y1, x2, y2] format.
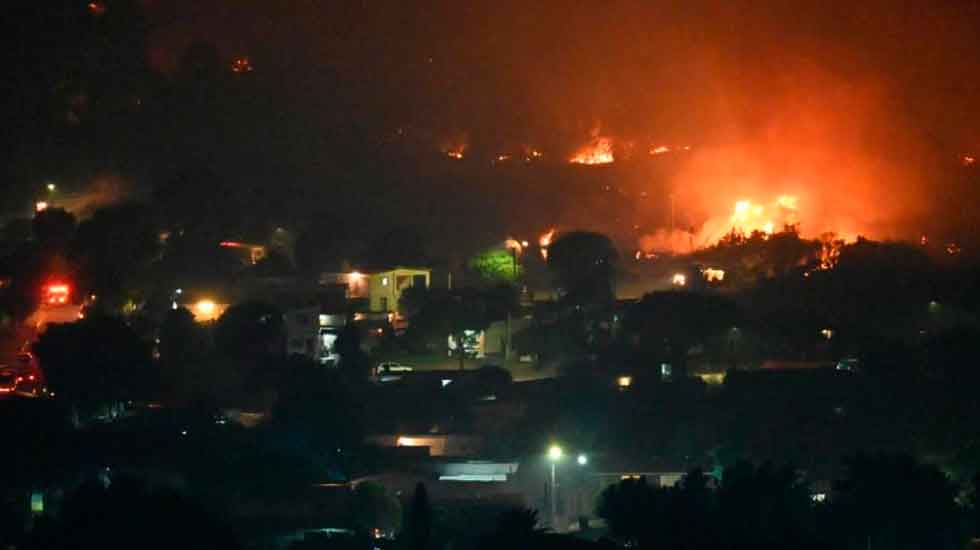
[144, 1, 980, 148]
[5, 1, 980, 258]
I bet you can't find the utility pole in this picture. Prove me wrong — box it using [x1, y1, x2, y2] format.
[551, 461, 558, 530]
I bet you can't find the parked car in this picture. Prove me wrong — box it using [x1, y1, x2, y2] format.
[372, 362, 413, 382]
[0, 368, 17, 394]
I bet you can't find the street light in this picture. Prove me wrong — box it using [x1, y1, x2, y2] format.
[547, 445, 562, 529]
[46, 183, 56, 192]
[548, 445, 563, 461]
[546, 446, 588, 532]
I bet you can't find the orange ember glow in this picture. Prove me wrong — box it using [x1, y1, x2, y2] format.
[539, 228, 556, 260]
[729, 195, 799, 237]
[702, 268, 725, 282]
[87, 2, 106, 16]
[819, 234, 843, 270]
[570, 137, 614, 165]
[44, 283, 71, 305]
[443, 144, 466, 159]
[964, 156, 977, 166]
[776, 195, 798, 210]
[524, 148, 543, 161]
[231, 57, 253, 73]
[650, 145, 670, 155]
[672, 273, 687, 286]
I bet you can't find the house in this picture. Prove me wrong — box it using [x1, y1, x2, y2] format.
[319, 267, 431, 315]
[366, 267, 430, 313]
[366, 434, 486, 458]
[281, 306, 352, 365]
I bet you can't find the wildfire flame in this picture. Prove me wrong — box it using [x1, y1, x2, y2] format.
[570, 137, 614, 165]
[729, 195, 799, 237]
[524, 147, 543, 161]
[650, 145, 671, 155]
[539, 228, 556, 260]
[776, 195, 798, 210]
[702, 268, 725, 282]
[818, 233, 843, 270]
[964, 155, 977, 166]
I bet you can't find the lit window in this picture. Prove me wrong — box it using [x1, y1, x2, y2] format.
[382, 276, 389, 286]
[30, 492, 44, 514]
[231, 56, 254, 73]
[87, 2, 106, 16]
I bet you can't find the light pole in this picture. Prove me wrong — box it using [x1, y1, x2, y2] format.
[547, 445, 562, 529]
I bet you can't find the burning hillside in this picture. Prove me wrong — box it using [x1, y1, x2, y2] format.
[570, 136, 615, 165]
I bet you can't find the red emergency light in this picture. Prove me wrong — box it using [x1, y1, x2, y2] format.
[43, 283, 71, 305]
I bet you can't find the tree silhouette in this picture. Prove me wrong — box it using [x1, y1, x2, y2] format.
[625, 290, 739, 378]
[404, 287, 495, 370]
[831, 452, 961, 550]
[33, 315, 151, 423]
[32, 475, 240, 550]
[269, 361, 363, 463]
[478, 507, 548, 550]
[595, 476, 659, 545]
[404, 483, 432, 550]
[547, 231, 617, 308]
[71, 203, 159, 311]
[335, 323, 370, 381]
[717, 460, 814, 550]
[349, 481, 402, 534]
[214, 301, 284, 359]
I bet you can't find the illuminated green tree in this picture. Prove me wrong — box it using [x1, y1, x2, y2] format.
[469, 247, 521, 282]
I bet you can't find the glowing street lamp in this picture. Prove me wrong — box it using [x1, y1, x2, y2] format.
[46, 183, 56, 192]
[193, 299, 221, 322]
[546, 445, 588, 531]
[548, 445, 563, 461]
[196, 299, 216, 316]
[547, 445, 563, 528]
